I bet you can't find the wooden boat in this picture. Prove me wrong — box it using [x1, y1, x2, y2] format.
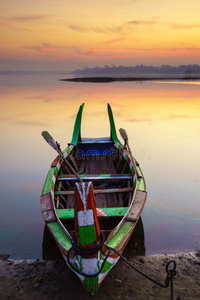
[40, 103, 147, 295]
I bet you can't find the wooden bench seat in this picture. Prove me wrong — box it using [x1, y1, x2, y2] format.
[56, 207, 129, 220]
[54, 187, 134, 196]
[57, 173, 132, 181]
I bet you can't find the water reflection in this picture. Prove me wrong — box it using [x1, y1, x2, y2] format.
[0, 74, 200, 258]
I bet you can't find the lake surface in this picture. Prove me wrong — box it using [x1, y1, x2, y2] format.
[0, 74, 200, 259]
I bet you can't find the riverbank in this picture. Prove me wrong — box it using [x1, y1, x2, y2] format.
[0, 251, 200, 299]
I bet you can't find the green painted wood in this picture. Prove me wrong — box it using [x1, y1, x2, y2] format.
[71, 103, 85, 146]
[106, 221, 133, 249]
[136, 165, 146, 191]
[78, 225, 97, 245]
[42, 167, 55, 194]
[107, 103, 119, 144]
[56, 207, 129, 219]
[47, 222, 72, 249]
[85, 276, 99, 296]
[58, 173, 132, 180]
[100, 207, 128, 216]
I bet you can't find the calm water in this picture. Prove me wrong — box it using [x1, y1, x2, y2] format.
[0, 74, 200, 259]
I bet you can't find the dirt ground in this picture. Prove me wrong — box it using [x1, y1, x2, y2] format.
[0, 251, 200, 300]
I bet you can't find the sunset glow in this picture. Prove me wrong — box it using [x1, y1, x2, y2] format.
[1, 0, 200, 71]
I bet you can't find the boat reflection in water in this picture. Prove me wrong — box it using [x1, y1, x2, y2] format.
[42, 216, 145, 261]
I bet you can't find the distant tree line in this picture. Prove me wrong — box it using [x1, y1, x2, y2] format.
[71, 64, 200, 75]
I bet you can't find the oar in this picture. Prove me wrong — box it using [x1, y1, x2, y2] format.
[42, 131, 83, 183]
[119, 128, 139, 178]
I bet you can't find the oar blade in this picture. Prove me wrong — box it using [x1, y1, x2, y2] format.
[41, 131, 58, 150]
[119, 128, 128, 143]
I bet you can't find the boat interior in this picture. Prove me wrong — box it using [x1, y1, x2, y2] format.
[53, 138, 135, 235]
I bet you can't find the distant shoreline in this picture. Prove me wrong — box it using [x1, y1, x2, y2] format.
[60, 76, 200, 83]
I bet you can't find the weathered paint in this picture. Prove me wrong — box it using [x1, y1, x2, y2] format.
[56, 207, 129, 220]
[84, 277, 99, 296]
[40, 192, 56, 222]
[136, 165, 146, 191]
[47, 222, 72, 249]
[106, 221, 133, 249]
[42, 167, 56, 194]
[58, 173, 132, 180]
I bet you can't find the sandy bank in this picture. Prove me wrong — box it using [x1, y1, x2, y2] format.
[0, 252, 200, 300]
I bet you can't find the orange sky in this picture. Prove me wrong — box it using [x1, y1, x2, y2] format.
[1, 0, 200, 71]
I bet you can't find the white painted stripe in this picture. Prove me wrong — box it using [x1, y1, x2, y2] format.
[81, 257, 98, 275]
[52, 174, 56, 184]
[86, 181, 92, 199]
[98, 256, 120, 283]
[122, 149, 127, 158]
[78, 209, 94, 226]
[133, 173, 137, 183]
[106, 255, 119, 264]
[114, 142, 119, 149]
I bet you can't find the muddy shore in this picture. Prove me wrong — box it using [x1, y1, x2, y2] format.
[0, 251, 200, 300]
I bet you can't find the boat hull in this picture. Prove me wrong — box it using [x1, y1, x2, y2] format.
[40, 103, 147, 295]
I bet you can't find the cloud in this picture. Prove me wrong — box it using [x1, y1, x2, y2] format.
[67, 24, 109, 34]
[71, 46, 95, 56]
[15, 120, 49, 127]
[66, 21, 155, 36]
[171, 23, 200, 30]
[24, 43, 55, 53]
[167, 114, 200, 120]
[103, 37, 125, 44]
[7, 14, 51, 23]
[127, 20, 158, 26]
[127, 114, 200, 123]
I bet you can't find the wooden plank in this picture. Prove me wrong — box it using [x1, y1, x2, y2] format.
[56, 207, 129, 219]
[95, 194, 107, 208]
[54, 187, 134, 196]
[66, 195, 74, 208]
[89, 156, 96, 174]
[57, 174, 132, 181]
[118, 192, 124, 207]
[126, 190, 147, 221]
[100, 156, 110, 173]
[106, 156, 116, 173]
[85, 156, 90, 174]
[78, 157, 85, 174]
[69, 154, 78, 172]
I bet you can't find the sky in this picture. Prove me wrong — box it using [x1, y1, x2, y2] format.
[1, 0, 200, 72]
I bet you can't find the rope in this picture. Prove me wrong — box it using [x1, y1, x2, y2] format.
[67, 239, 177, 299]
[109, 247, 177, 288]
